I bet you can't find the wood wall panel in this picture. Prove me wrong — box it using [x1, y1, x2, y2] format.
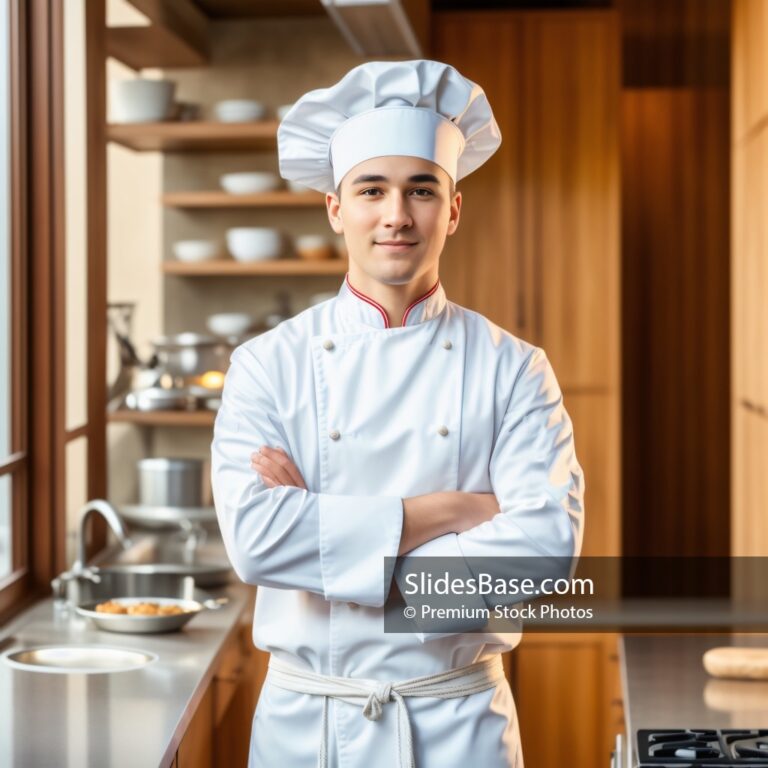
[732, 0, 768, 144]
[523, 14, 620, 390]
[434, 11, 620, 561]
[432, 14, 528, 338]
[621, 89, 730, 558]
[620, 0, 730, 88]
[732, 0, 768, 561]
[566, 393, 620, 557]
[732, 406, 768, 557]
[732, 132, 768, 409]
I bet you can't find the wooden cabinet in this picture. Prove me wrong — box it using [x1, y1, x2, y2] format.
[511, 633, 621, 768]
[434, 12, 622, 768]
[177, 685, 214, 768]
[520, 15, 620, 393]
[175, 597, 269, 768]
[434, 10, 621, 559]
[732, 125, 768, 412]
[732, 0, 768, 145]
[214, 625, 270, 767]
[732, 1, 768, 564]
[732, 406, 768, 558]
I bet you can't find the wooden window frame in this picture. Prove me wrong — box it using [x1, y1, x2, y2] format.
[0, 0, 107, 624]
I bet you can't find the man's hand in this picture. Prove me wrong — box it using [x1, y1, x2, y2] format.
[250, 448, 499, 554]
[399, 492, 500, 555]
[251, 446, 307, 489]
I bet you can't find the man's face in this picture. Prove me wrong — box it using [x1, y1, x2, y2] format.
[326, 156, 462, 287]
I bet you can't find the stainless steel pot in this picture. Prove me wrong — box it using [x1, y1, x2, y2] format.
[138, 458, 203, 507]
[151, 333, 230, 377]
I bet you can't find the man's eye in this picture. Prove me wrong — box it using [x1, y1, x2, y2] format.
[411, 188, 434, 197]
[360, 188, 382, 196]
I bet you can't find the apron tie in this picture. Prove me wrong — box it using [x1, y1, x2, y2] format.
[363, 682, 393, 721]
[268, 655, 505, 768]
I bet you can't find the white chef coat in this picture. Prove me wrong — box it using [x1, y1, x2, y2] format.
[211, 277, 584, 768]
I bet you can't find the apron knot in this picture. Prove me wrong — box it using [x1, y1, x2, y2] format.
[363, 682, 393, 721]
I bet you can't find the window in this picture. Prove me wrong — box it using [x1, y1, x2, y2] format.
[0, 0, 12, 580]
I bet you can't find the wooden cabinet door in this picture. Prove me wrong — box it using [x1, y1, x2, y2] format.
[733, 127, 768, 412]
[732, 405, 768, 559]
[432, 13, 530, 340]
[177, 685, 214, 768]
[214, 626, 270, 767]
[732, 0, 768, 144]
[520, 13, 620, 392]
[511, 633, 620, 768]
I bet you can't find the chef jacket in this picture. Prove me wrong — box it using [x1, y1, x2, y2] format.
[211, 277, 584, 768]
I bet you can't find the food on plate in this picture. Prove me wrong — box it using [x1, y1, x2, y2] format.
[95, 600, 187, 616]
[95, 600, 127, 614]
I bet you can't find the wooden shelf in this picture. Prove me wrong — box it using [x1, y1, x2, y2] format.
[108, 409, 215, 427]
[107, 27, 207, 70]
[191, 0, 324, 18]
[111, 0, 209, 70]
[162, 190, 325, 208]
[107, 120, 279, 152]
[163, 259, 348, 276]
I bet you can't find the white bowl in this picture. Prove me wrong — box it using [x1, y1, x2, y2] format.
[213, 100, 266, 123]
[295, 235, 330, 250]
[276, 103, 294, 121]
[220, 172, 280, 195]
[287, 180, 314, 194]
[206, 313, 254, 337]
[226, 228, 282, 262]
[172, 240, 220, 262]
[294, 234, 335, 261]
[112, 78, 176, 123]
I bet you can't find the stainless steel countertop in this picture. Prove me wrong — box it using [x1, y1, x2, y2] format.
[0, 549, 251, 767]
[621, 634, 768, 766]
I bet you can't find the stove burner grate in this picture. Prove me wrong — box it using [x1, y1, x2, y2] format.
[637, 729, 768, 766]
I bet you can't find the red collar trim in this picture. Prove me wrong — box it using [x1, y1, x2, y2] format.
[401, 280, 440, 326]
[345, 275, 390, 328]
[344, 275, 442, 329]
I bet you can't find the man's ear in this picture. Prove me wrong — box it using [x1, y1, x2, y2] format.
[446, 190, 462, 236]
[326, 192, 343, 234]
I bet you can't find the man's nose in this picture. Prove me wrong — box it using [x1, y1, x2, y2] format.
[382, 192, 412, 228]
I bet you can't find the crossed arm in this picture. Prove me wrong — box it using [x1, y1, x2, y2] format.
[251, 446, 501, 555]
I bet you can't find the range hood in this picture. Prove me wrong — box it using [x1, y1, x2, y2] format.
[321, 0, 428, 57]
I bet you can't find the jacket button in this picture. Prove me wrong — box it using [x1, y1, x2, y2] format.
[442, 340, 453, 350]
[323, 339, 335, 351]
[437, 425, 449, 437]
[329, 429, 341, 441]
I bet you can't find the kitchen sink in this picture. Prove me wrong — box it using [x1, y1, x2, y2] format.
[103, 535, 233, 589]
[61, 567, 202, 607]
[97, 562, 231, 588]
[2, 645, 157, 674]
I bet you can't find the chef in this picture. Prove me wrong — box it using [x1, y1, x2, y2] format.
[211, 59, 584, 768]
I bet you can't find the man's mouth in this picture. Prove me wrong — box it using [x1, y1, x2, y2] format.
[375, 240, 417, 248]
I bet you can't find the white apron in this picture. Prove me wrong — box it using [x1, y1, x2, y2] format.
[211, 278, 584, 767]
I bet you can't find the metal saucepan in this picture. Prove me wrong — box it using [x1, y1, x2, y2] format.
[151, 333, 230, 378]
[75, 595, 228, 634]
[137, 457, 204, 507]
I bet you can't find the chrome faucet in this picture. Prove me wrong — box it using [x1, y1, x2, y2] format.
[51, 499, 132, 601]
[73, 499, 132, 573]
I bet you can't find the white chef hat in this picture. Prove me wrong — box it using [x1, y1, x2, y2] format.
[278, 59, 501, 194]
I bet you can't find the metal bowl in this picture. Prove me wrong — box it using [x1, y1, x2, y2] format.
[98, 562, 231, 590]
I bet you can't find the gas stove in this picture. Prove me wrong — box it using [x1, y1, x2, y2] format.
[637, 730, 768, 766]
